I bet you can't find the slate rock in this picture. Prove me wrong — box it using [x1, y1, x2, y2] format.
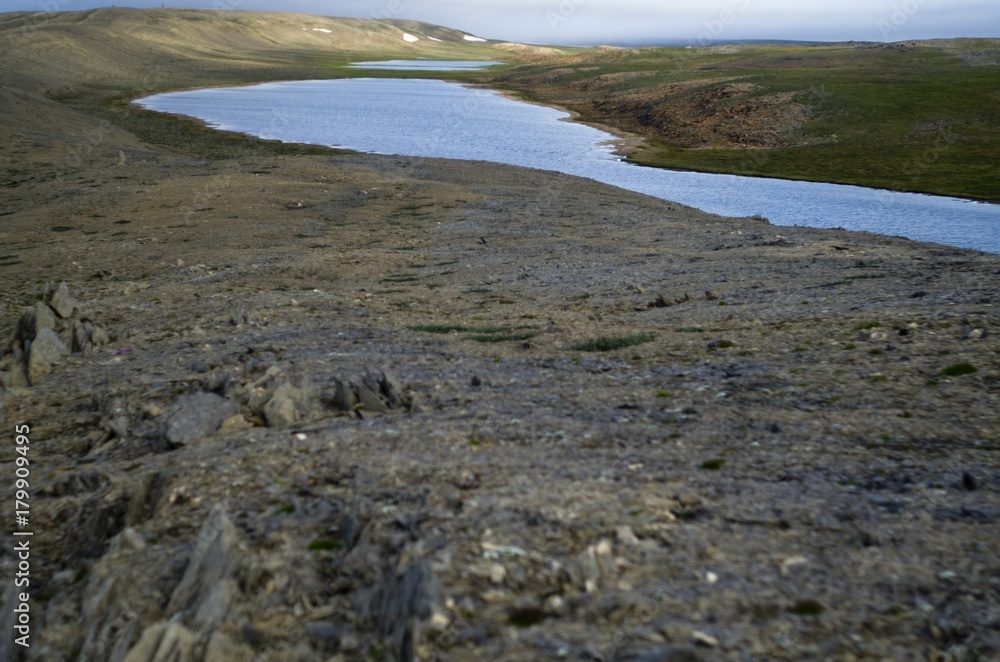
[262, 372, 321, 426]
[48, 281, 79, 319]
[204, 631, 255, 662]
[9, 308, 37, 348]
[6, 347, 29, 389]
[164, 392, 239, 445]
[34, 301, 56, 334]
[122, 622, 199, 662]
[28, 327, 69, 385]
[356, 380, 389, 414]
[167, 507, 240, 618]
[329, 378, 357, 412]
[71, 319, 109, 356]
[191, 579, 236, 633]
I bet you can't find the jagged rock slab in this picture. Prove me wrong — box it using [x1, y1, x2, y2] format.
[163, 393, 239, 446]
[122, 622, 199, 662]
[166, 507, 241, 620]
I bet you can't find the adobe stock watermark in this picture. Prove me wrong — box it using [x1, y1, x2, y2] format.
[545, 0, 589, 32]
[666, 0, 753, 70]
[12, 424, 33, 650]
[691, 0, 752, 48]
[877, 0, 929, 41]
[372, 0, 418, 20]
[872, 126, 958, 210]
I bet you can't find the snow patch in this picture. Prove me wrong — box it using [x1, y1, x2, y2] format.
[463, 35, 487, 42]
[402, 33, 419, 43]
[428, 36, 443, 42]
[311, 28, 332, 34]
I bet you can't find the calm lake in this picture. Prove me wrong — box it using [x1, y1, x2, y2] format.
[135, 67, 1000, 254]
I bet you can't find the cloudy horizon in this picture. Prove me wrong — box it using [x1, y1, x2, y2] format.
[3, 0, 998, 46]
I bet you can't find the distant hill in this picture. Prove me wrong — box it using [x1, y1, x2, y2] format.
[376, 18, 490, 43]
[0, 7, 566, 152]
[0, 7, 527, 92]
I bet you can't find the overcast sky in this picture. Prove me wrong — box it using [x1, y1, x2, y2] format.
[6, 0, 999, 45]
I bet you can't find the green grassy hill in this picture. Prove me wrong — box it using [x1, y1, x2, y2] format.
[478, 40, 1000, 200]
[0, 7, 526, 92]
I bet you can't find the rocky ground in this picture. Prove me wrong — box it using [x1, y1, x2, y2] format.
[2, 9, 1000, 662]
[2, 143, 999, 661]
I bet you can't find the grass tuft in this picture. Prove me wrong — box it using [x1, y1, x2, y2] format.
[307, 538, 343, 551]
[940, 363, 978, 377]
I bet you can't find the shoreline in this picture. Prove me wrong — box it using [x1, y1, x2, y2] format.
[480, 83, 650, 158]
[131, 75, 1000, 254]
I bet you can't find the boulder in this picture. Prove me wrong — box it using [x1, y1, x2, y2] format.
[163, 393, 239, 446]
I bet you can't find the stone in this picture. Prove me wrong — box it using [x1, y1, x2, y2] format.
[91, 324, 110, 346]
[329, 378, 357, 411]
[191, 579, 236, 633]
[355, 380, 388, 414]
[263, 382, 300, 426]
[167, 507, 241, 618]
[69, 320, 109, 355]
[963, 327, 987, 340]
[7, 346, 29, 388]
[71, 320, 90, 354]
[123, 622, 199, 662]
[858, 329, 889, 342]
[33, 301, 56, 334]
[204, 631, 255, 662]
[262, 372, 321, 426]
[9, 308, 37, 348]
[163, 392, 239, 445]
[621, 646, 701, 662]
[28, 327, 69, 385]
[48, 281, 79, 319]
[373, 561, 441, 662]
[569, 539, 616, 593]
[692, 630, 720, 648]
[376, 371, 409, 409]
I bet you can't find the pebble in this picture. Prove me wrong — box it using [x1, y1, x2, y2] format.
[781, 555, 809, 576]
[692, 630, 721, 648]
